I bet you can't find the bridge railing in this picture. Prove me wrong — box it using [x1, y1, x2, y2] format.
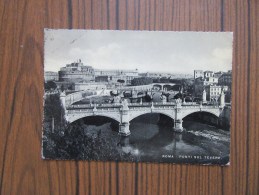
[66, 101, 221, 110]
[128, 102, 177, 106]
[67, 107, 119, 113]
[67, 103, 122, 109]
[181, 104, 219, 108]
[201, 105, 220, 108]
[67, 102, 178, 109]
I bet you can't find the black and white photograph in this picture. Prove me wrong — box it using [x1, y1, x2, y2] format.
[42, 30, 232, 165]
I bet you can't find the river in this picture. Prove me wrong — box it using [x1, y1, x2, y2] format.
[79, 113, 230, 165]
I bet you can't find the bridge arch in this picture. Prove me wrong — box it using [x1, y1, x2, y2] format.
[152, 84, 162, 91]
[163, 84, 173, 91]
[67, 113, 121, 124]
[182, 111, 220, 128]
[182, 110, 220, 119]
[129, 111, 175, 122]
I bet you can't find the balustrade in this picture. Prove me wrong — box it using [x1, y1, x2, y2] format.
[66, 101, 220, 113]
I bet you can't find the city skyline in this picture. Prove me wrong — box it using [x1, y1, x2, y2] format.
[44, 61, 230, 75]
[44, 30, 233, 74]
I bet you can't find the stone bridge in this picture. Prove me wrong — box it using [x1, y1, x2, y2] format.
[64, 89, 110, 106]
[61, 97, 225, 136]
[152, 83, 179, 91]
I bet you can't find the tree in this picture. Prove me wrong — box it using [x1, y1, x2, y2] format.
[173, 93, 183, 99]
[143, 94, 152, 102]
[169, 79, 182, 84]
[117, 79, 125, 84]
[44, 81, 57, 91]
[171, 85, 181, 92]
[44, 93, 66, 130]
[131, 77, 153, 86]
[67, 83, 74, 90]
[43, 121, 135, 161]
[60, 84, 65, 92]
[160, 77, 170, 83]
[181, 79, 194, 94]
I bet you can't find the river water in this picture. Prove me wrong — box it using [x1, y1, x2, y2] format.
[79, 113, 230, 165]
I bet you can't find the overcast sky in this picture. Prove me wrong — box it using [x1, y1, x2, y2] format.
[44, 30, 233, 74]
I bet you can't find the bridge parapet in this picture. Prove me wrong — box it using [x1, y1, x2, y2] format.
[66, 102, 180, 110]
[67, 103, 122, 110]
[66, 101, 220, 110]
[181, 105, 219, 109]
[128, 102, 177, 106]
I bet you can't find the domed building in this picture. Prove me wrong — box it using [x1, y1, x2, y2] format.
[58, 59, 95, 82]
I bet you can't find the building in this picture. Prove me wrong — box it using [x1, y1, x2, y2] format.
[194, 77, 204, 96]
[74, 82, 107, 91]
[194, 76, 218, 95]
[214, 71, 224, 78]
[194, 70, 204, 79]
[204, 71, 214, 78]
[218, 72, 232, 87]
[57, 60, 140, 85]
[205, 85, 228, 101]
[193, 69, 224, 97]
[58, 60, 95, 82]
[203, 77, 218, 86]
[44, 71, 58, 82]
[94, 69, 139, 85]
[140, 72, 192, 79]
[95, 76, 109, 82]
[55, 81, 75, 90]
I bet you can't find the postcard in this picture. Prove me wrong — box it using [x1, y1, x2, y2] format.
[42, 30, 232, 165]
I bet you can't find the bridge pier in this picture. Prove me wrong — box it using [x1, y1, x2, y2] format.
[119, 122, 131, 136]
[173, 119, 183, 132]
[119, 99, 131, 136]
[173, 99, 184, 133]
[118, 136, 130, 146]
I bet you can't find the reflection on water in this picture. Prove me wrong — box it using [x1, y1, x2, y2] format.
[81, 114, 230, 164]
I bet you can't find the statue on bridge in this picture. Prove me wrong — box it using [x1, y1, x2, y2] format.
[175, 98, 182, 106]
[202, 89, 207, 104]
[113, 95, 121, 104]
[121, 99, 129, 110]
[220, 89, 225, 107]
[160, 94, 167, 103]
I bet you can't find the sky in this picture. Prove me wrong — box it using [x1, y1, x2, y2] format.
[44, 29, 233, 74]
